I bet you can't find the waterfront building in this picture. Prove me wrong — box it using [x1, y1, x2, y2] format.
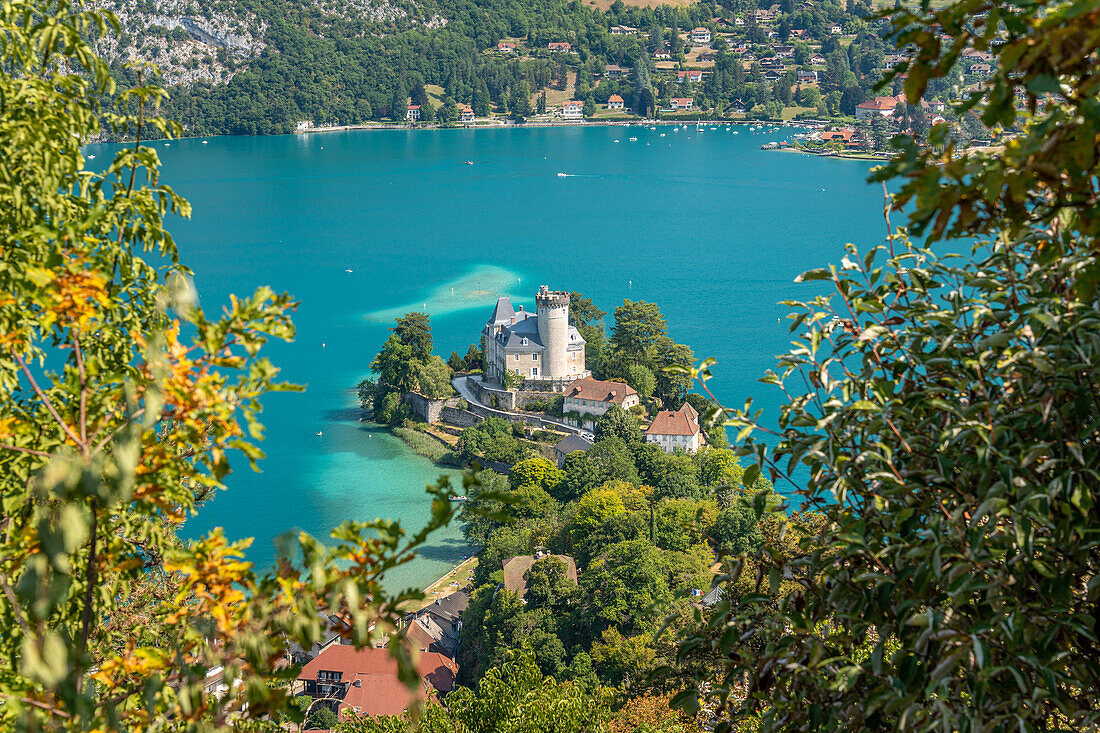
[670, 97, 694, 110]
[297, 646, 457, 719]
[460, 107, 474, 122]
[406, 105, 420, 122]
[564, 377, 639, 419]
[481, 286, 589, 388]
[561, 100, 584, 119]
[645, 403, 704, 454]
[607, 94, 625, 110]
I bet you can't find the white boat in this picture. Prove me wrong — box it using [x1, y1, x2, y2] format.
[613, 139, 620, 143]
[87, 154, 95, 159]
[557, 172, 568, 177]
[629, 136, 637, 141]
[164, 143, 170, 146]
[202, 140, 208, 144]
[660, 133, 666, 137]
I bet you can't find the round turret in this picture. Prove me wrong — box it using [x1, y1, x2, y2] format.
[536, 286, 569, 379]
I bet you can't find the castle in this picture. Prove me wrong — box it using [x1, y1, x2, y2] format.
[482, 286, 590, 389]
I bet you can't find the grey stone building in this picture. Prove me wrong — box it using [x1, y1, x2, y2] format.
[482, 286, 589, 389]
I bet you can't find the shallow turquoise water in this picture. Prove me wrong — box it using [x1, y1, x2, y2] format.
[88, 125, 882, 590]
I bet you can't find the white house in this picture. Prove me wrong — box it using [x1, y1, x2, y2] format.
[406, 104, 420, 121]
[670, 97, 694, 110]
[561, 100, 584, 119]
[548, 42, 572, 53]
[645, 403, 704, 454]
[830, 23, 843, 34]
[563, 377, 639, 420]
[460, 107, 475, 122]
[607, 94, 625, 110]
[691, 27, 711, 43]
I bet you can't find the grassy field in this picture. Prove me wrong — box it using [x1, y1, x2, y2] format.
[782, 105, 817, 120]
[542, 71, 577, 107]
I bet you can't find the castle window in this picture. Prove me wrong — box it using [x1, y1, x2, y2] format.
[532, 353, 538, 361]
[514, 354, 519, 362]
[521, 338, 528, 346]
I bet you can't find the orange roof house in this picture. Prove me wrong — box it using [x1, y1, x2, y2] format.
[297, 646, 457, 720]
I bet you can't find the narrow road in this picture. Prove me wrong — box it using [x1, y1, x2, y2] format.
[452, 375, 583, 436]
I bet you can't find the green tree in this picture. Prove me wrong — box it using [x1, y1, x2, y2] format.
[473, 80, 492, 117]
[448, 350, 464, 371]
[463, 343, 484, 371]
[610, 300, 668, 362]
[410, 355, 454, 398]
[681, 2, 1100, 728]
[589, 627, 656, 687]
[582, 540, 672, 634]
[371, 334, 416, 393]
[306, 705, 338, 730]
[710, 502, 764, 555]
[524, 556, 578, 611]
[510, 80, 533, 117]
[342, 650, 611, 733]
[509, 456, 564, 492]
[0, 5, 465, 727]
[624, 363, 656, 400]
[593, 405, 641, 444]
[392, 311, 432, 360]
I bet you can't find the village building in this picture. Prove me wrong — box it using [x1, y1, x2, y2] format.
[654, 49, 672, 60]
[734, 16, 745, 26]
[810, 53, 826, 64]
[773, 45, 794, 57]
[691, 27, 712, 43]
[502, 553, 578, 600]
[677, 70, 704, 83]
[797, 69, 819, 83]
[830, 23, 843, 34]
[564, 377, 639, 420]
[698, 51, 716, 62]
[604, 64, 628, 78]
[610, 24, 638, 35]
[763, 69, 781, 82]
[670, 97, 694, 110]
[553, 434, 593, 466]
[297, 646, 457, 720]
[927, 99, 946, 113]
[561, 100, 584, 119]
[406, 104, 420, 122]
[645, 403, 704, 454]
[482, 287, 589, 388]
[855, 95, 902, 119]
[459, 107, 474, 122]
[607, 94, 625, 110]
[548, 41, 572, 53]
[497, 41, 515, 53]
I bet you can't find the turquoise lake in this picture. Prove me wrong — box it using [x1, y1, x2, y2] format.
[88, 125, 882, 591]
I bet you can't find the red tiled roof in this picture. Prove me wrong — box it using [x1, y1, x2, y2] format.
[646, 403, 701, 437]
[566, 377, 637, 404]
[856, 95, 902, 111]
[408, 105, 420, 110]
[298, 646, 457, 719]
[671, 97, 693, 104]
[608, 95, 624, 103]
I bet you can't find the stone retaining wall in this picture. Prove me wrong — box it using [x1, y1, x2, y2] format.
[441, 407, 482, 428]
[404, 392, 448, 423]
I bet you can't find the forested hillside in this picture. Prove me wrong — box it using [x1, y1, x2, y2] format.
[99, 0, 878, 136]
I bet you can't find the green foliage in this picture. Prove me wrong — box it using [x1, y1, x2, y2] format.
[679, 2, 1100, 729]
[509, 456, 564, 492]
[581, 540, 672, 635]
[371, 314, 453, 402]
[711, 502, 764, 556]
[459, 417, 531, 464]
[306, 704, 338, 730]
[594, 405, 642, 445]
[0, 5, 471, 726]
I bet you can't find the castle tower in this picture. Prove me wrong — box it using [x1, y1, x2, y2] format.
[536, 286, 570, 379]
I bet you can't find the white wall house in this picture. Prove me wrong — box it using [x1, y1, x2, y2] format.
[691, 27, 711, 43]
[406, 105, 420, 121]
[645, 403, 704, 454]
[563, 378, 639, 420]
[561, 100, 584, 119]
